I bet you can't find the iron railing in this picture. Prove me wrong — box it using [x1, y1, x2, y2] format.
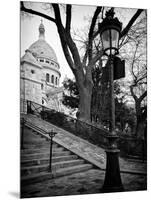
[20, 117, 57, 172]
[21, 99, 147, 160]
[22, 99, 109, 149]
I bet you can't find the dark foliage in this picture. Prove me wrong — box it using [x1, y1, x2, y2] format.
[62, 79, 79, 109]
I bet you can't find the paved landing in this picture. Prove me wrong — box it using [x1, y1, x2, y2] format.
[21, 169, 147, 198]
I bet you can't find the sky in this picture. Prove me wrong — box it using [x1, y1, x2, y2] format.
[21, 2, 137, 85]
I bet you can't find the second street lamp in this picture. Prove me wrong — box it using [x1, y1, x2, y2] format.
[98, 8, 124, 192]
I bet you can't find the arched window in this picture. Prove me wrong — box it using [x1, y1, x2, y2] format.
[51, 75, 54, 84]
[46, 73, 49, 82]
[40, 59, 44, 62]
[46, 60, 49, 64]
[31, 69, 35, 74]
[55, 77, 58, 85]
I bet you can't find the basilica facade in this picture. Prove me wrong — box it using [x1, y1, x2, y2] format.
[20, 21, 63, 113]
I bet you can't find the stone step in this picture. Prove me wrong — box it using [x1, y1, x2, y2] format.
[21, 159, 85, 176]
[23, 132, 48, 139]
[52, 159, 85, 171]
[23, 131, 46, 138]
[21, 164, 93, 186]
[23, 140, 50, 145]
[21, 155, 79, 167]
[24, 139, 50, 144]
[23, 143, 58, 149]
[21, 147, 64, 154]
[24, 127, 44, 136]
[23, 128, 49, 142]
[21, 151, 71, 160]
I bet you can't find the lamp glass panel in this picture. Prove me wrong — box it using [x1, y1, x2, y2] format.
[111, 29, 119, 49]
[101, 29, 110, 50]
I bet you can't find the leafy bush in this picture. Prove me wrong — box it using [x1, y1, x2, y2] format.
[40, 110, 66, 126]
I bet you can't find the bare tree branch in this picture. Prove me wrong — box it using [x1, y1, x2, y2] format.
[131, 48, 139, 80]
[139, 91, 147, 102]
[88, 6, 102, 62]
[89, 50, 103, 66]
[66, 4, 72, 33]
[50, 4, 76, 73]
[130, 85, 138, 101]
[120, 9, 144, 38]
[20, 1, 56, 23]
[52, 4, 84, 80]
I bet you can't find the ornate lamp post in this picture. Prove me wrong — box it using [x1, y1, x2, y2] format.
[98, 8, 124, 192]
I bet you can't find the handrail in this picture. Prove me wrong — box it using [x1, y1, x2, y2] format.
[20, 98, 109, 135]
[21, 99, 109, 149]
[21, 98, 143, 140]
[21, 117, 57, 172]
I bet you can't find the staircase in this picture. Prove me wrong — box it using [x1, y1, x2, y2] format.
[21, 125, 93, 186]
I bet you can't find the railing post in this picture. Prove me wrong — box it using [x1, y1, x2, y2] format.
[21, 118, 25, 149]
[27, 100, 32, 114]
[48, 130, 57, 172]
[142, 138, 145, 162]
[29, 100, 32, 113]
[42, 106, 44, 120]
[27, 100, 29, 114]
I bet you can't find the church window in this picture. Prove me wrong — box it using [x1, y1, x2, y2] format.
[51, 75, 54, 84]
[42, 99, 44, 104]
[55, 77, 58, 85]
[41, 84, 44, 90]
[46, 60, 49, 64]
[46, 73, 50, 82]
[31, 69, 35, 74]
[40, 59, 44, 62]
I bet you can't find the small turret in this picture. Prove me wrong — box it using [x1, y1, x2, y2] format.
[39, 19, 45, 40]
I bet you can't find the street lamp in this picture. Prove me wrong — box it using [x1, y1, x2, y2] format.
[98, 8, 124, 192]
[99, 8, 122, 57]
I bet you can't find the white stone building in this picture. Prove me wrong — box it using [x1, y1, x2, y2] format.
[20, 21, 63, 113]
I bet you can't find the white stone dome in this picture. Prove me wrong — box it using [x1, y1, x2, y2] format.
[28, 20, 58, 63]
[29, 39, 58, 63]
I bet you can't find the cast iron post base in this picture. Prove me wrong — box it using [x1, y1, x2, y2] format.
[101, 148, 124, 193]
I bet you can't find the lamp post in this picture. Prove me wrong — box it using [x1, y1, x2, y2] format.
[98, 8, 124, 192]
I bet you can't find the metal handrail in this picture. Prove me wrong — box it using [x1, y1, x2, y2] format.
[21, 117, 57, 172]
[48, 130, 57, 172]
[21, 98, 109, 135]
[21, 118, 25, 149]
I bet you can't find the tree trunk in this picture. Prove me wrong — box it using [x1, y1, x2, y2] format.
[135, 101, 145, 138]
[78, 86, 93, 123]
[136, 117, 145, 138]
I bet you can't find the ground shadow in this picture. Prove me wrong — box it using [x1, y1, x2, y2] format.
[8, 191, 20, 198]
